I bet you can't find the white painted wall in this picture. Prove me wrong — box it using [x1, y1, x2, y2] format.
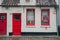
[0, 7, 57, 36]
[22, 7, 57, 32]
[0, 0, 3, 5]
[55, 0, 58, 4]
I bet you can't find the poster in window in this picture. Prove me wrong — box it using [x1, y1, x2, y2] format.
[41, 10, 49, 25]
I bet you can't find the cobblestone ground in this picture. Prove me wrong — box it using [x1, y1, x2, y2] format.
[0, 36, 59, 40]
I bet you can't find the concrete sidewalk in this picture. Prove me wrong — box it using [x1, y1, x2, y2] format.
[0, 36, 60, 40]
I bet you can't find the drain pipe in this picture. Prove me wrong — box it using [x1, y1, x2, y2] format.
[56, 5, 59, 36]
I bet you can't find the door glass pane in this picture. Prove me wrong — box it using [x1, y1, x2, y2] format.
[0, 16, 1, 19]
[14, 15, 20, 20]
[1, 16, 5, 19]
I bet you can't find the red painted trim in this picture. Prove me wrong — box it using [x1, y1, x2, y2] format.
[41, 9, 50, 26]
[26, 8, 35, 26]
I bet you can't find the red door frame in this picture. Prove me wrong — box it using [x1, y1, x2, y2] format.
[0, 13, 7, 35]
[12, 13, 21, 35]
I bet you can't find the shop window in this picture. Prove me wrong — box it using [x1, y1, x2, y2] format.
[41, 9, 50, 26]
[26, 9, 35, 26]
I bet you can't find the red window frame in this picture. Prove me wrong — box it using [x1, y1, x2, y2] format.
[26, 9, 35, 26]
[41, 9, 50, 26]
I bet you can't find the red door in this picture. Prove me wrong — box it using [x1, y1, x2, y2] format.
[12, 13, 21, 35]
[0, 13, 7, 35]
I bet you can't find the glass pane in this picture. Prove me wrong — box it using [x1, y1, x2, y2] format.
[1, 16, 5, 19]
[27, 10, 34, 21]
[41, 10, 49, 25]
[27, 9, 35, 25]
[14, 15, 20, 20]
[0, 16, 1, 19]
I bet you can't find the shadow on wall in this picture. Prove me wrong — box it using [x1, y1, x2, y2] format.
[58, 25, 60, 36]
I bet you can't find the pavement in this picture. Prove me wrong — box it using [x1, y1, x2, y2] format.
[0, 36, 60, 40]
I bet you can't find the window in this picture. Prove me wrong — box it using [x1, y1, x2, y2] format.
[41, 9, 50, 26]
[26, 9, 35, 26]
